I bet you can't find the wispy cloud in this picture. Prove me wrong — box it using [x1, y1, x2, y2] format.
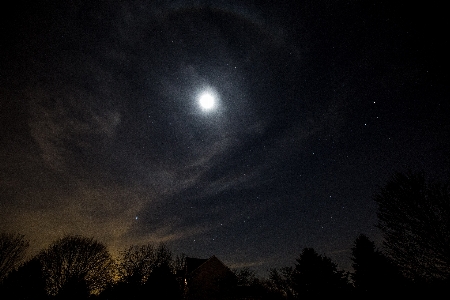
[28, 86, 121, 173]
[227, 260, 267, 270]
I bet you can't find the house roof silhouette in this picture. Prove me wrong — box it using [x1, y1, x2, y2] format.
[184, 255, 236, 300]
[185, 256, 209, 275]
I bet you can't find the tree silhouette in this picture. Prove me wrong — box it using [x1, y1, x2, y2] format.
[55, 276, 90, 300]
[233, 267, 278, 300]
[351, 234, 403, 296]
[375, 172, 450, 282]
[141, 244, 181, 299]
[0, 257, 48, 300]
[144, 263, 182, 300]
[174, 252, 187, 288]
[257, 278, 287, 300]
[0, 233, 29, 282]
[292, 248, 350, 299]
[38, 235, 114, 297]
[234, 267, 257, 286]
[108, 242, 182, 300]
[268, 267, 295, 299]
[118, 243, 175, 282]
[119, 243, 156, 285]
[268, 248, 350, 299]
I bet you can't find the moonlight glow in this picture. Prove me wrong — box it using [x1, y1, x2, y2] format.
[199, 92, 216, 110]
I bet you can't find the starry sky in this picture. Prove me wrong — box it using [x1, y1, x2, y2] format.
[1, 1, 449, 275]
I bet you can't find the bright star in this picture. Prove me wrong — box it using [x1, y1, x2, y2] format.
[199, 92, 215, 110]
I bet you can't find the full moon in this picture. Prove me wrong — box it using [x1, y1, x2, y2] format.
[199, 92, 216, 110]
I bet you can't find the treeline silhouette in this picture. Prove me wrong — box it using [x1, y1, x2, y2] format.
[1, 171, 449, 299]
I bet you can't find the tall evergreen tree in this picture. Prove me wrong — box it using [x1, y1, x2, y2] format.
[292, 248, 350, 299]
[351, 234, 402, 296]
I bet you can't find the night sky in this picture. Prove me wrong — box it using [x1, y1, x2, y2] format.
[1, 1, 449, 275]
